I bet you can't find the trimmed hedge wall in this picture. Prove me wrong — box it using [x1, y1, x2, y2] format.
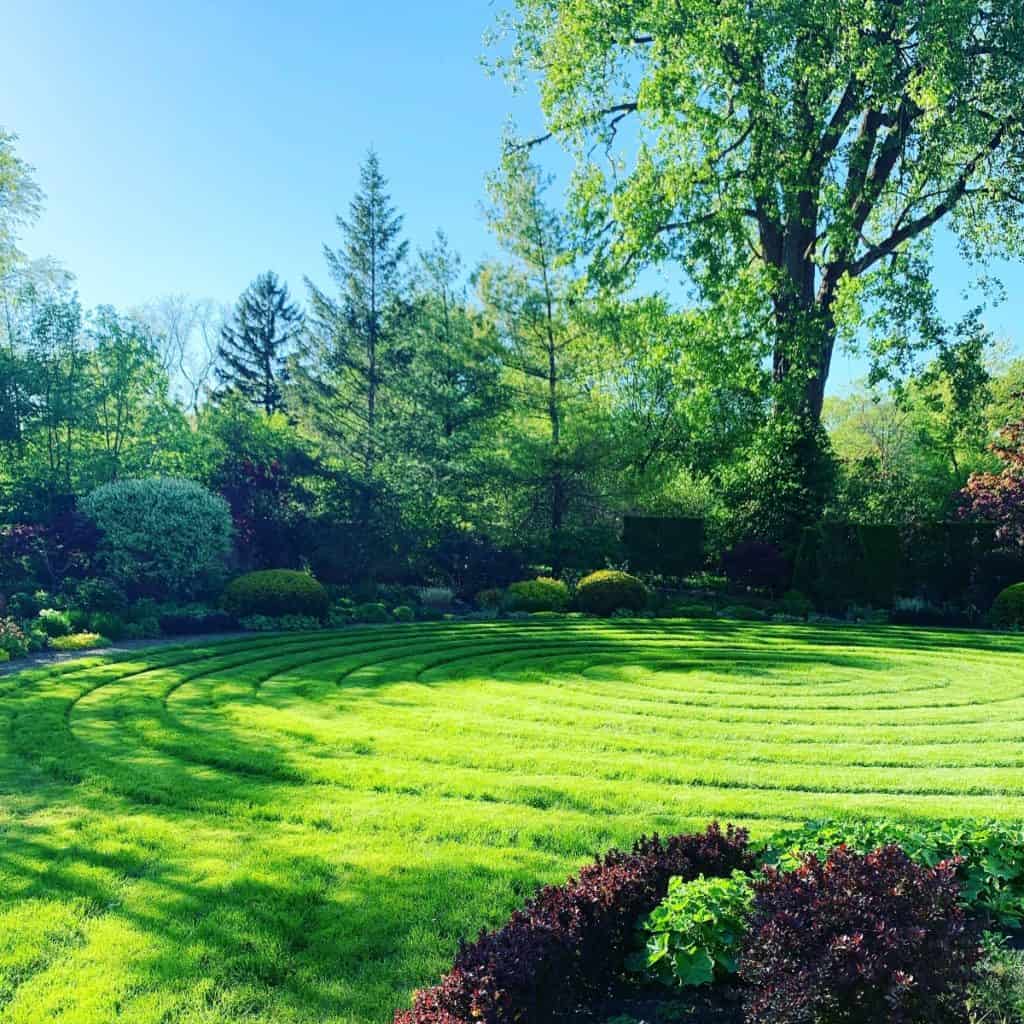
[793, 521, 998, 609]
[623, 516, 704, 576]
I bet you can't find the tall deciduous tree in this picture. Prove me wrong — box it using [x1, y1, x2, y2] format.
[0, 129, 43, 274]
[296, 151, 411, 480]
[497, 0, 1024, 456]
[216, 272, 301, 415]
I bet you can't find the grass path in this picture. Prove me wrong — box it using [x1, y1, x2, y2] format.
[2, 619, 1024, 1022]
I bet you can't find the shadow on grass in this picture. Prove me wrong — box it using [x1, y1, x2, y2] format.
[0, 816, 555, 1021]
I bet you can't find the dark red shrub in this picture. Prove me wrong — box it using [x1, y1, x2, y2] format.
[395, 824, 752, 1024]
[740, 845, 981, 1024]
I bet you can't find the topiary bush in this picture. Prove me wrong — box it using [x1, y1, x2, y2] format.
[740, 844, 980, 1024]
[504, 577, 570, 613]
[81, 477, 233, 599]
[221, 570, 328, 620]
[395, 824, 752, 1024]
[991, 582, 1024, 628]
[575, 570, 647, 617]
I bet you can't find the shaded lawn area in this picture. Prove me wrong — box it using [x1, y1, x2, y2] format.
[2, 619, 1024, 1022]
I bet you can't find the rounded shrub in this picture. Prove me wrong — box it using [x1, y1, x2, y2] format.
[392, 605, 415, 622]
[353, 602, 389, 623]
[991, 582, 1024, 628]
[504, 577, 570, 613]
[575, 570, 647, 617]
[222, 570, 328, 620]
[81, 477, 233, 599]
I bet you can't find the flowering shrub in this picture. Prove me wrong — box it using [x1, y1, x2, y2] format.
[81, 478, 232, 599]
[221, 570, 328, 620]
[503, 577, 569, 613]
[740, 845, 980, 1024]
[628, 870, 753, 988]
[395, 824, 752, 1024]
[574, 570, 647, 617]
[36, 608, 72, 638]
[0, 617, 30, 659]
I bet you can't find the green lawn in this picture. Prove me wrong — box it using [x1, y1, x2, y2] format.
[2, 619, 1024, 1023]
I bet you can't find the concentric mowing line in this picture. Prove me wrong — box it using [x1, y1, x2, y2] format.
[4, 619, 1024, 1023]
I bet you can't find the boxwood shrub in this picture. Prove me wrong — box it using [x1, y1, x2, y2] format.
[221, 570, 328, 620]
[503, 577, 569, 613]
[575, 570, 647, 617]
[991, 582, 1024, 628]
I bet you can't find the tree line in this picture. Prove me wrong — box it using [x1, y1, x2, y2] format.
[3, 0, 1024, 586]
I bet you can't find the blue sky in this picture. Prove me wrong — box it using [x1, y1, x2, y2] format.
[4, 0, 1022, 393]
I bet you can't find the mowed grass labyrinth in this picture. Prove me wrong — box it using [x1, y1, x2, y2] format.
[3, 620, 1024, 1023]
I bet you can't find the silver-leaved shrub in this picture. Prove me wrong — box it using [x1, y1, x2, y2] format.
[81, 477, 233, 599]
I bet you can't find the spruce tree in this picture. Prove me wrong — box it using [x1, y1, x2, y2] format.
[216, 271, 302, 414]
[296, 151, 410, 479]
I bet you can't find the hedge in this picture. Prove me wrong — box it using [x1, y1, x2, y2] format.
[623, 516, 704, 576]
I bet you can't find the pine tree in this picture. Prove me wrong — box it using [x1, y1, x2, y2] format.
[216, 271, 302, 414]
[296, 150, 411, 479]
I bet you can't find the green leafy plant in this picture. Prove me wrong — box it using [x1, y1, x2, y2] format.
[967, 934, 1024, 1024]
[36, 608, 72, 638]
[222, 570, 329, 620]
[628, 871, 754, 988]
[575, 571, 647, 617]
[87, 612, 126, 641]
[503, 577, 569, 613]
[763, 819, 1024, 927]
[392, 605, 415, 622]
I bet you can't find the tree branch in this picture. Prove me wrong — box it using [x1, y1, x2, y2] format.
[849, 115, 1021, 278]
